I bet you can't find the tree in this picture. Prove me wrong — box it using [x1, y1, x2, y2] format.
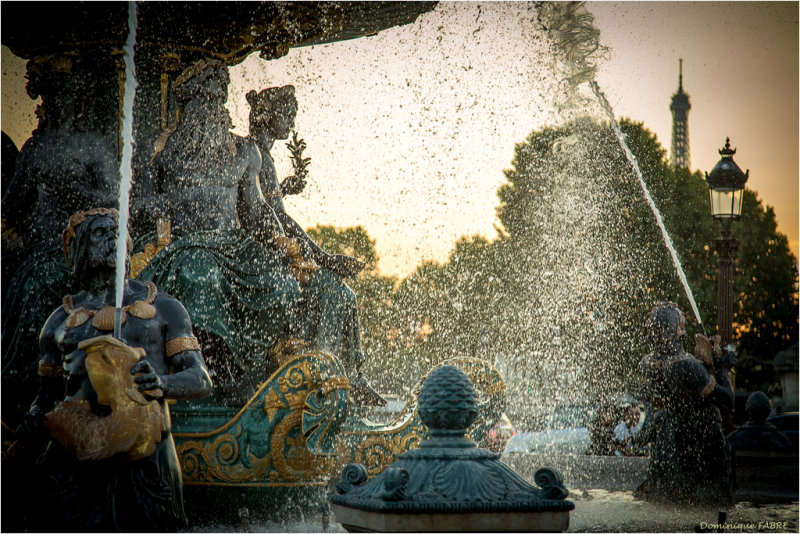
[402, 117, 795, 421]
[306, 118, 798, 413]
[491, 117, 695, 424]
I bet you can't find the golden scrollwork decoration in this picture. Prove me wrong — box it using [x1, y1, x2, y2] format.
[334, 357, 507, 477]
[172, 347, 350, 486]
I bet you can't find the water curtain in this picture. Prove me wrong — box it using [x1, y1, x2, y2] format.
[538, 1, 704, 331]
[114, 1, 139, 339]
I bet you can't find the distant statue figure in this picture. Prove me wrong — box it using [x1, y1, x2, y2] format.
[2, 54, 118, 247]
[1, 53, 119, 429]
[7, 209, 212, 532]
[633, 302, 735, 505]
[246, 85, 384, 405]
[726, 391, 793, 453]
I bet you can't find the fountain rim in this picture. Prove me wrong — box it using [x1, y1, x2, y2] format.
[2, 1, 438, 66]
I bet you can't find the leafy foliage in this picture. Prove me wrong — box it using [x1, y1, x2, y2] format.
[307, 118, 797, 415]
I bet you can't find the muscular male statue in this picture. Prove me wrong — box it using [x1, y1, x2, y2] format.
[12, 209, 212, 532]
[633, 302, 735, 505]
[247, 85, 384, 405]
[138, 60, 383, 405]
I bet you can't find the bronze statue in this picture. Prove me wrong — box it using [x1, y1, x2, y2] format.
[2, 53, 119, 429]
[10, 209, 212, 532]
[137, 58, 306, 405]
[2, 54, 119, 247]
[246, 85, 384, 405]
[633, 302, 735, 505]
[137, 60, 382, 405]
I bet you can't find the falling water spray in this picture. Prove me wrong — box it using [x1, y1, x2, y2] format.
[114, 1, 139, 339]
[537, 1, 705, 331]
[589, 82, 705, 333]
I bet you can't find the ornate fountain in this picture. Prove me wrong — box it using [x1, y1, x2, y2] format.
[1, 2, 516, 524]
[2, 2, 437, 234]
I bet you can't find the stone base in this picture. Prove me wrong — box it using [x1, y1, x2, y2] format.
[332, 505, 570, 532]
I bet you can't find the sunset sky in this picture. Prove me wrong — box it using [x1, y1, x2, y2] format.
[2, 2, 797, 278]
[589, 1, 798, 261]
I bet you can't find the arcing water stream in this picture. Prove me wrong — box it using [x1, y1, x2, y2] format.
[589, 81, 705, 333]
[538, 1, 704, 331]
[114, 0, 138, 338]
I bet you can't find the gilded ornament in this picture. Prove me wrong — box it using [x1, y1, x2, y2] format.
[91, 305, 120, 331]
[44, 335, 165, 462]
[127, 299, 157, 320]
[321, 376, 350, 394]
[165, 336, 201, 358]
[285, 391, 308, 412]
[172, 349, 349, 486]
[272, 235, 320, 283]
[62, 282, 158, 332]
[130, 218, 173, 279]
[37, 361, 64, 377]
[64, 308, 90, 329]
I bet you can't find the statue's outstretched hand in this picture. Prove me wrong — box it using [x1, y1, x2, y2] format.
[280, 174, 307, 196]
[131, 360, 165, 400]
[326, 255, 365, 278]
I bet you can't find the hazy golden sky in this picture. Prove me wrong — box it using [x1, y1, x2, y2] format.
[590, 1, 798, 260]
[2, 2, 797, 277]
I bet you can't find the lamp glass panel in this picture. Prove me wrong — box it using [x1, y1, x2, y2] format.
[709, 188, 744, 219]
[731, 189, 743, 216]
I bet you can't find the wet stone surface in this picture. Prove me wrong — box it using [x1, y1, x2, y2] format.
[566, 489, 799, 533]
[182, 490, 798, 533]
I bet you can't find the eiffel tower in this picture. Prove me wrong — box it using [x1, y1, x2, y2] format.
[670, 59, 692, 169]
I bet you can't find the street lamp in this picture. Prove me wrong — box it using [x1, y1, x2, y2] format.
[705, 138, 749, 347]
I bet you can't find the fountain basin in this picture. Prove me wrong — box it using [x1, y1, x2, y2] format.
[331, 506, 570, 533]
[502, 453, 649, 492]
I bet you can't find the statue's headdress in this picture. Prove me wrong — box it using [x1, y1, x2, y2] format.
[246, 85, 296, 124]
[62, 208, 119, 269]
[150, 58, 230, 163]
[173, 58, 227, 88]
[645, 301, 686, 347]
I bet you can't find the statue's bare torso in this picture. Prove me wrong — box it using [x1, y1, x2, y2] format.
[161, 138, 266, 234]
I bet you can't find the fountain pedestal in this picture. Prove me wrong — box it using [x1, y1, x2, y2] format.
[330, 365, 574, 532]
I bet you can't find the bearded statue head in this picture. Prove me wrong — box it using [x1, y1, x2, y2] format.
[63, 208, 130, 285]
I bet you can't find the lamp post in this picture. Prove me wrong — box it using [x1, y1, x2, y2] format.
[705, 138, 749, 347]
